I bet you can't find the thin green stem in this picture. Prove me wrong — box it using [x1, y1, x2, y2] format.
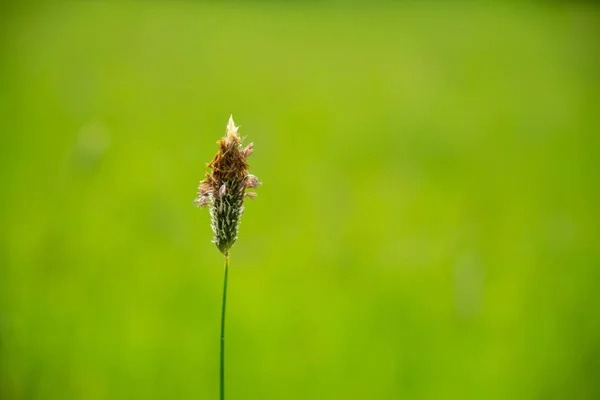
[220, 255, 229, 400]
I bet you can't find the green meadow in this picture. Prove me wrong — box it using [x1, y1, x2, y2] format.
[1, 2, 599, 399]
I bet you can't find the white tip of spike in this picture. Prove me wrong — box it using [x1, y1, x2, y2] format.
[226, 115, 239, 140]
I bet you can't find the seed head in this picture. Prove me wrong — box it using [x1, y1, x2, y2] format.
[194, 115, 260, 255]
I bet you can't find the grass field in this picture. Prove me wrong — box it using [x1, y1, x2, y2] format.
[1, 2, 599, 399]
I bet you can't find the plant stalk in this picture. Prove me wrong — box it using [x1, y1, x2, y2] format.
[220, 255, 229, 400]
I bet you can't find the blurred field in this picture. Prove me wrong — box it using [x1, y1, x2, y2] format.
[1, 2, 599, 399]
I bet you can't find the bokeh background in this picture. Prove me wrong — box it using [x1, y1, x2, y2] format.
[1, 1, 599, 399]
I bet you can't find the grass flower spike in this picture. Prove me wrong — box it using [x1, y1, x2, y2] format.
[194, 115, 260, 400]
[195, 115, 260, 255]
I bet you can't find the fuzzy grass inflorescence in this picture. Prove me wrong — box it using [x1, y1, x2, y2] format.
[194, 115, 260, 400]
[195, 115, 260, 255]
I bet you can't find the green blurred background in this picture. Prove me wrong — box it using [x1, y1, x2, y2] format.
[1, 1, 599, 399]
